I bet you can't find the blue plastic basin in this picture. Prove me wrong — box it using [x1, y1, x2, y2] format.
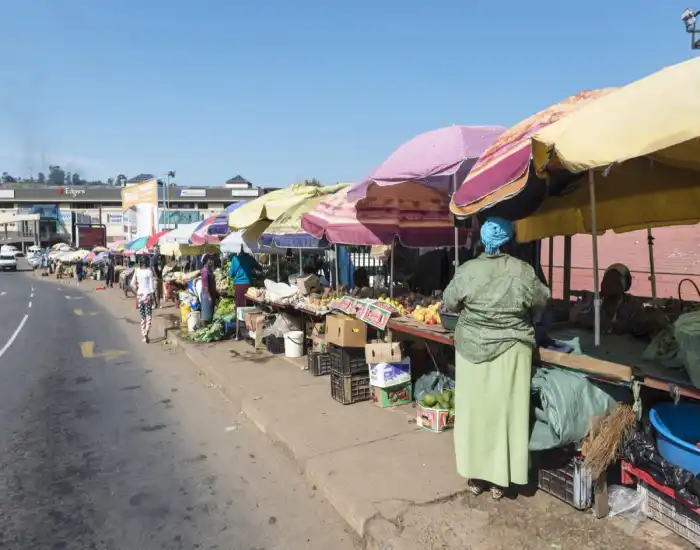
[649, 402, 700, 475]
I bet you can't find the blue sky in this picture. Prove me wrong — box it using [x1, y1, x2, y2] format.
[0, 0, 694, 187]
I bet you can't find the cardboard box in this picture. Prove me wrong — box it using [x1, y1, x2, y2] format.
[372, 382, 412, 408]
[365, 341, 402, 364]
[416, 402, 454, 433]
[245, 311, 265, 331]
[311, 335, 329, 354]
[369, 357, 411, 388]
[325, 314, 367, 348]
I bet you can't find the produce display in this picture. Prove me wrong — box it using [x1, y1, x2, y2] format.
[213, 297, 236, 320]
[419, 388, 455, 416]
[182, 319, 226, 342]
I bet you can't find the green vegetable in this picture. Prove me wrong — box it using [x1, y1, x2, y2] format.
[422, 394, 437, 407]
[442, 389, 453, 402]
[214, 297, 236, 320]
[183, 320, 226, 342]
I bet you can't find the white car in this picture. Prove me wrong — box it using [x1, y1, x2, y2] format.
[0, 245, 23, 258]
[0, 253, 17, 271]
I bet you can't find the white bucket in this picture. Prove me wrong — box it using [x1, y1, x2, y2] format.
[187, 311, 201, 333]
[284, 330, 304, 358]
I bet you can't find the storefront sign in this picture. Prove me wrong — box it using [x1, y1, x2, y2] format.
[58, 187, 87, 197]
[121, 178, 157, 209]
[107, 214, 123, 224]
[179, 189, 206, 198]
[0, 189, 15, 199]
[231, 189, 259, 197]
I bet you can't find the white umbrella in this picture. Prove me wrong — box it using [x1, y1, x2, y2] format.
[220, 221, 286, 255]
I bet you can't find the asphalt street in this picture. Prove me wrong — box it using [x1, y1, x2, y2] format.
[0, 266, 358, 550]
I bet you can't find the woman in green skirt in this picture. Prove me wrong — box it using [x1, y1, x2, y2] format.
[443, 217, 550, 500]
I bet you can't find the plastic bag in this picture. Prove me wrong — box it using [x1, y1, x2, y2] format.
[607, 485, 646, 524]
[263, 312, 303, 338]
[642, 327, 684, 369]
[674, 310, 700, 388]
[414, 372, 455, 402]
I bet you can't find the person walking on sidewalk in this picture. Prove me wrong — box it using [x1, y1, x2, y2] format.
[229, 249, 260, 307]
[443, 217, 550, 500]
[150, 246, 163, 308]
[105, 255, 115, 288]
[131, 256, 156, 343]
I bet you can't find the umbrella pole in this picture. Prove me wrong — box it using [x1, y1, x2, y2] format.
[390, 242, 395, 298]
[589, 171, 601, 346]
[299, 248, 303, 275]
[277, 254, 281, 283]
[334, 244, 339, 290]
[647, 228, 657, 302]
[452, 173, 459, 268]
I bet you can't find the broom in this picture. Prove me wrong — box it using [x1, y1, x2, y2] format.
[581, 404, 636, 480]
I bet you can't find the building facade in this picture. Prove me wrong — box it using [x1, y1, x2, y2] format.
[0, 177, 267, 246]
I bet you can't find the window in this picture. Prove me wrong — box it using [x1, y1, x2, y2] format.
[72, 202, 98, 209]
[0, 202, 14, 209]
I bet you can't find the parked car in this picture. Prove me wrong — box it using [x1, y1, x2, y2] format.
[0, 253, 18, 271]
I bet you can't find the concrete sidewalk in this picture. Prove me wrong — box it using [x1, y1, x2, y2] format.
[68, 279, 689, 550]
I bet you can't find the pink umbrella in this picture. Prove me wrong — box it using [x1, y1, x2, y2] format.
[301, 184, 471, 247]
[348, 125, 504, 201]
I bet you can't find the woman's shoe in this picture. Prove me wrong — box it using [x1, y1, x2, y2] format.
[467, 480, 485, 496]
[490, 486, 504, 501]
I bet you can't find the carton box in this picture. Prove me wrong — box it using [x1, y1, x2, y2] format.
[325, 314, 367, 348]
[416, 402, 455, 433]
[305, 322, 325, 339]
[369, 357, 411, 388]
[365, 341, 402, 364]
[297, 274, 322, 296]
[372, 382, 412, 408]
[311, 335, 329, 354]
[245, 311, 265, 331]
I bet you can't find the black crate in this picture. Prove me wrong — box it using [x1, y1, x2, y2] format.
[308, 352, 332, 376]
[329, 344, 367, 375]
[330, 372, 371, 405]
[537, 456, 593, 510]
[265, 335, 286, 354]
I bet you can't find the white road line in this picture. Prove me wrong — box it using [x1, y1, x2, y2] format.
[28, 301, 32, 308]
[0, 292, 6, 296]
[0, 314, 28, 360]
[30, 293, 34, 299]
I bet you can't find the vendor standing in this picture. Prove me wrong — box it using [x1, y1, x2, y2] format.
[200, 254, 217, 324]
[229, 250, 260, 307]
[443, 217, 550, 500]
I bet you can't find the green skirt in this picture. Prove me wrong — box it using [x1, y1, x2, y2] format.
[454, 342, 531, 487]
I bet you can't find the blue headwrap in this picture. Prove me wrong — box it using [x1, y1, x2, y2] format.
[480, 217, 513, 255]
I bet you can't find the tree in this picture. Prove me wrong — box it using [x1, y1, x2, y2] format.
[37, 172, 46, 185]
[116, 174, 127, 186]
[304, 178, 322, 186]
[107, 177, 115, 186]
[71, 172, 83, 186]
[47, 165, 65, 186]
[1, 172, 16, 184]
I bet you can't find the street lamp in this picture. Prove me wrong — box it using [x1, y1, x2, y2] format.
[681, 8, 700, 49]
[163, 171, 175, 229]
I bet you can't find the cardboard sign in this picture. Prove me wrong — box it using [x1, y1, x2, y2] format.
[357, 301, 394, 330]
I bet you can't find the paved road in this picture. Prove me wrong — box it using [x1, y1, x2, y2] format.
[0, 269, 358, 549]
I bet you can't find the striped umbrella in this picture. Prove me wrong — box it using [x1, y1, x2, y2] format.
[189, 202, 246, 245]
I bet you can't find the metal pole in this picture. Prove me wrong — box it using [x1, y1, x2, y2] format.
[298, 248, 302, 275]
[589, 171, 601, 346]
[390, 242, 395, 298]
[452, 173, 459, 268]
[548, 237, 554, 289]
[277, 253, 280, 282]
[647, 228, 657, 301]
[334, 244, 339, 290]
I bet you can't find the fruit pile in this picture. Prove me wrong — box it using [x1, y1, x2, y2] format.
[410, 302, 442, 325]
[419, 388, 455, 415]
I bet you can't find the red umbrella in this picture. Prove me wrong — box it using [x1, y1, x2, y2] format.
[146, 229, 171, 250]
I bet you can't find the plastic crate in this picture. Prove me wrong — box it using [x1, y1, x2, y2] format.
[265, 335, 286, 354]
[308, 352, 331, 377]
[330, 372, 371, 405]
[329, 344, 367, 375]
[640, 482, 700, 547]
[537, 456, 593, 510]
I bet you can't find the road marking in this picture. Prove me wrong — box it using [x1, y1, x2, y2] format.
[64, 295, 82, 300]
[78, 341, 128, 361]
[28, 301, 32, 308]
[74, 309, 98, 317]
[0, 314, 28, 360]
[0, 292, 6, 296]
[30, 293, 34, 299]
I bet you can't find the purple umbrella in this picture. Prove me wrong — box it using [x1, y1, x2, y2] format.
[347, 125, 505, 201]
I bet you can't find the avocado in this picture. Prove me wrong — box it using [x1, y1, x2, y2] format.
[442, 389, 453, 402]
[449, 407, 455, 417]
[437, 398, 450, 410]
[422, 394, 437, 407]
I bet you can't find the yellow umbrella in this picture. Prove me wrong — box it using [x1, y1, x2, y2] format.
[517, 58, 700, 242]
[228, 183, 347, 230]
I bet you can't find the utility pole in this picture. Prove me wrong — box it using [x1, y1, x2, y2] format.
[681, 8, 700, 49]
